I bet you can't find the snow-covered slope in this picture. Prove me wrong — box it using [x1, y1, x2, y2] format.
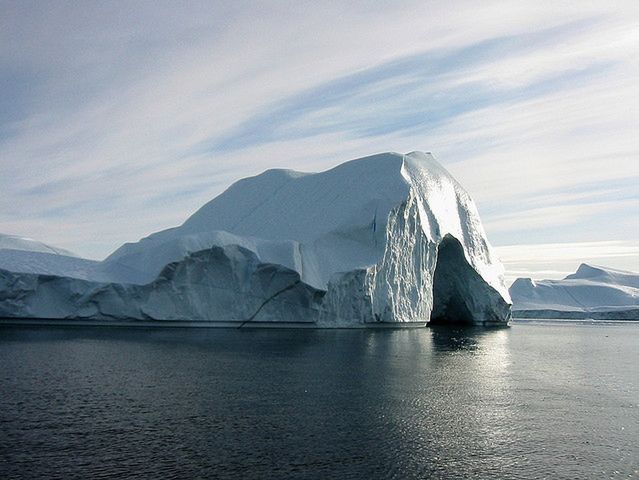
[0, 249, 99, 279]
[510, 264, 639, 319]
[0, 152, 511, 326]
[0, 233, 77, 257]
[0, 234, 104, 280]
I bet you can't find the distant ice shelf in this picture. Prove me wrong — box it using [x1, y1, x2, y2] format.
[510, 263, 639, 320]
[0, 152, 512, 327]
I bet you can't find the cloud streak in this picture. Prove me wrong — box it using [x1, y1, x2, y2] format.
[0, 1, 637, 281]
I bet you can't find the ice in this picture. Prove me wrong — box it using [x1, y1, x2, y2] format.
[0, 233, 77, 257]
[510, 264, 639, 319]
[0, 152, 511, 326]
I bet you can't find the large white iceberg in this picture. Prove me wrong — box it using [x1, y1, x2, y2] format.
[0, 152, 511, 326]
[510, 263, 639, 320]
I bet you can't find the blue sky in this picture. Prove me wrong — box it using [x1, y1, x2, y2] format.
[1, 0, 638, 282]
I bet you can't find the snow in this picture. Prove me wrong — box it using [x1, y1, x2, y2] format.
[0, 152, 511, 326]
[510, 264, 639, 319]
[0, 233, 77, 257]
[0, 249, 100, 280]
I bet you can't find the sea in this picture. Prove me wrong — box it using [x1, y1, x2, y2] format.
[0, 321, 637, 479]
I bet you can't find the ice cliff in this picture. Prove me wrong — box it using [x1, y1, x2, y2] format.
[0, 152, 511, 326]
[510, 264, 639, 320]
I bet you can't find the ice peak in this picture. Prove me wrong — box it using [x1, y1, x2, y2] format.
[404, 150, 433, 159]
[567, 263, 608, 280]
[511, 277, 536, 289]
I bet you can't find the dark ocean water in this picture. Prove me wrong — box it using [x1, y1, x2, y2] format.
[0, 322, 637, 479]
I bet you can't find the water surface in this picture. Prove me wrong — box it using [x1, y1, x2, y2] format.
[0, 323, 637, 479]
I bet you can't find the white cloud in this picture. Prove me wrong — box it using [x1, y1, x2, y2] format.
[0, 0, 637, 272]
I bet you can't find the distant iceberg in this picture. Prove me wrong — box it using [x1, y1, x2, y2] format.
[510, 264, 639, 320]
[0, 152, 511, 326]
[0, 233, 78, 257]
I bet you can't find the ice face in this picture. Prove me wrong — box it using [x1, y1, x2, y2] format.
[0, 152, 512, 326]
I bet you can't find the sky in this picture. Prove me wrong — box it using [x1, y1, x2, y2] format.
[1, 0, 638, 284]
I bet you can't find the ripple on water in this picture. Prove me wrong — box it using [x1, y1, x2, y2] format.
[0, 323, 637, 479]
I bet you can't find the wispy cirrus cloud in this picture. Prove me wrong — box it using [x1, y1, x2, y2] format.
[0, 1, 637, 280]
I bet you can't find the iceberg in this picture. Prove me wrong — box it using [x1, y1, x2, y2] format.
[510, 263, 639, 320]
[0, 152, 511, 326]
[0, 233, 78, 257]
